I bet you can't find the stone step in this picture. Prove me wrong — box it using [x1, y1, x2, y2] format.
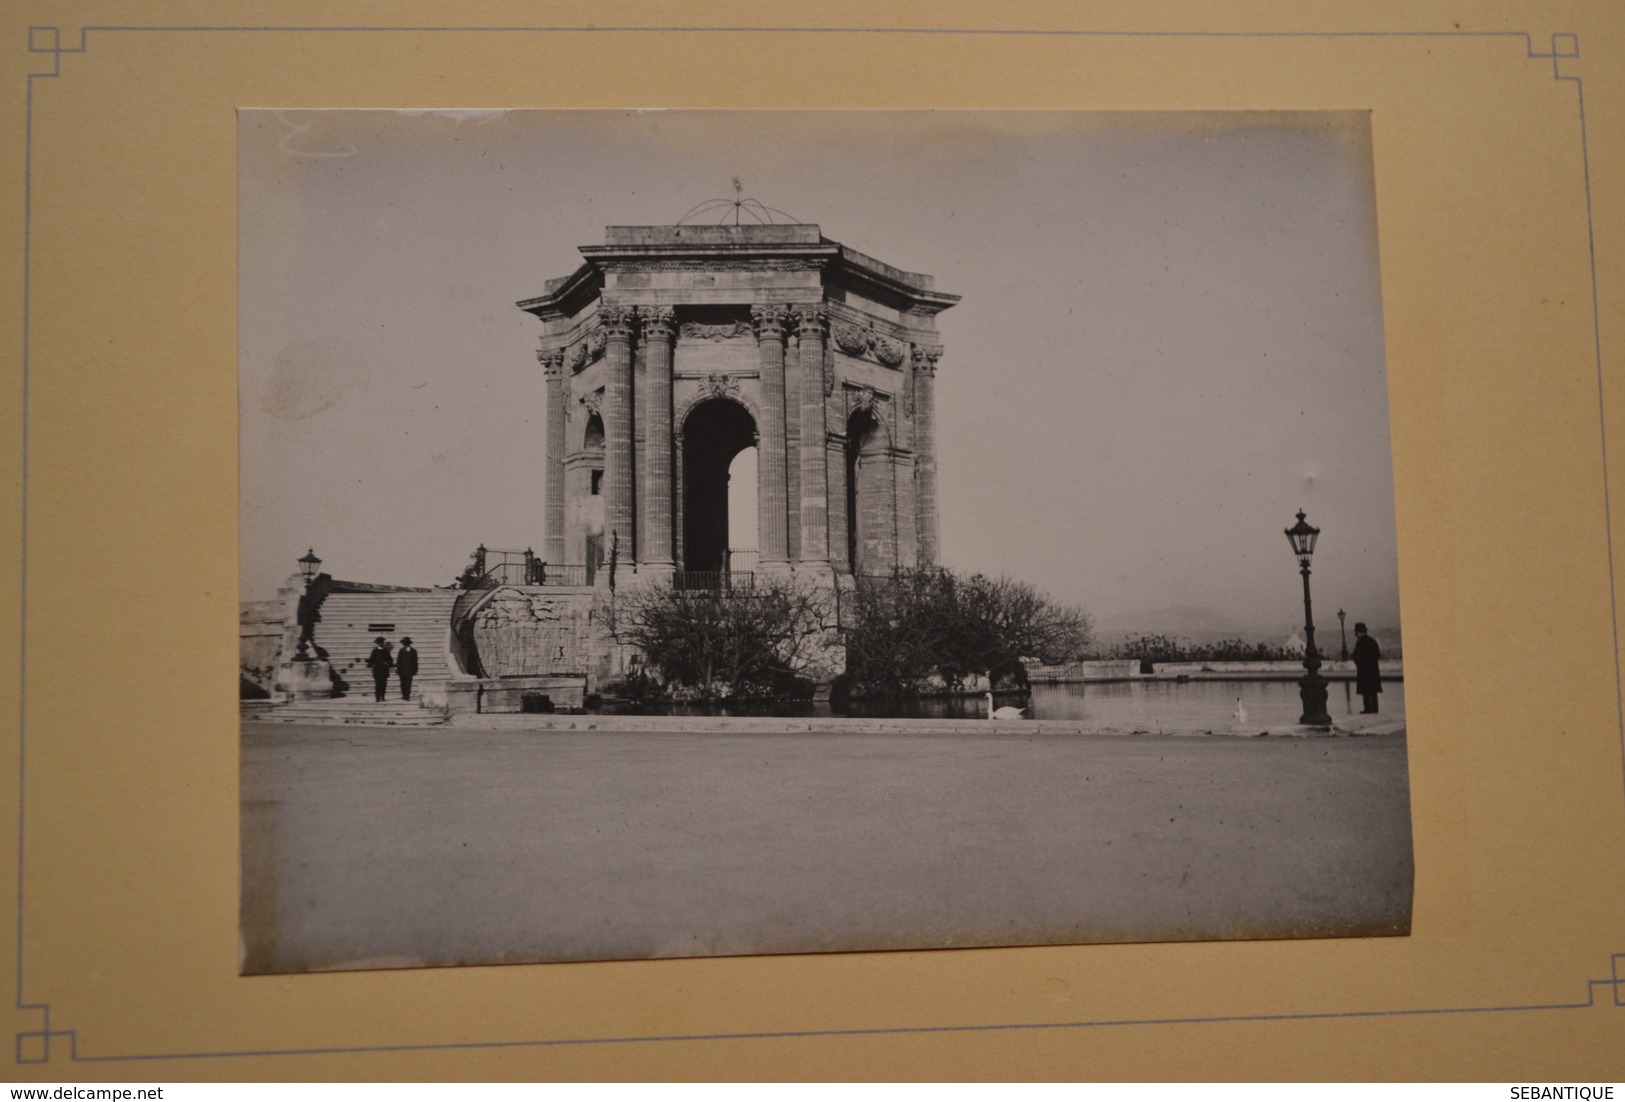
[321, 621, 452, 630]
[329, 656, 452, 667]
[324, 597, 455, 603]
[320, 610, 449, 618]
[253, 698, 449, 726]
[323, 601, 458, 611]
[302, 592, 463, 681]
[256, 713, 448, 727]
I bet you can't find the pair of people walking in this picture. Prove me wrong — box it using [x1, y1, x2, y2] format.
[365, 636, 419, 702]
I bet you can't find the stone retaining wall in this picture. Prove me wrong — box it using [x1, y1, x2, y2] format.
[468, 586, 610, 684]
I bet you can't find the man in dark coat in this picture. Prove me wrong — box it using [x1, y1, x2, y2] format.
[1351, 621, 1382, 714]
[365, 636, 393, 703]
[396, 636, 419, 701]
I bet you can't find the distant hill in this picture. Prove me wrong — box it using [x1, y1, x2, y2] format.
[1095, 605, 1250, 642]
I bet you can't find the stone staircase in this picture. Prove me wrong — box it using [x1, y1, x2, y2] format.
[244, 588, 462, 726]
[317, 589, 461, 693]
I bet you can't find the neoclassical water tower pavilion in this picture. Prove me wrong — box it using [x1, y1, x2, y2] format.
[519, 221, 959, 585]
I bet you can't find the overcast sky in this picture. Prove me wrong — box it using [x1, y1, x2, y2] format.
[239, 109, 1401, 639]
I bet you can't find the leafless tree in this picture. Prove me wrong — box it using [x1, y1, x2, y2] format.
[842, 569, 1093, 700]
[604, 578, 836, 700]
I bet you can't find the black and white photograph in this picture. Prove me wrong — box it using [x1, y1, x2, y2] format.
[238, 109, 1410, 974]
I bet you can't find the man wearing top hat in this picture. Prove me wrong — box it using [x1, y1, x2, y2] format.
[365, 636, 393, 703]
[396, 637, 419, 701]
[1351, 622, 1383, 714]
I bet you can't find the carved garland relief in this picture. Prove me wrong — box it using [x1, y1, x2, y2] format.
[832, 321, 907, 368]
[679, 320, 753, 342]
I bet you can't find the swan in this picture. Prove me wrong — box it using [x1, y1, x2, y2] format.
[1233, 697, 1248, 724]
[985, 691, 1028, 720]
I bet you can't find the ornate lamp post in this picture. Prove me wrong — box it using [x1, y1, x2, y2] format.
[1337, 607, 1348, 662]
[293, 549, 323, 660]
[1284, 511, 1332, 726]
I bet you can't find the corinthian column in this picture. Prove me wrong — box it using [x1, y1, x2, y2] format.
[640, 306, 675, 568]
[539, 346, 568, 565]
[913, 344, 942, 566]
[751, 304, 791, 568]
[600, 301, 637, 565]
[792, 303, 830, 564]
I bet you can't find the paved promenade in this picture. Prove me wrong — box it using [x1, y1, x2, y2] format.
[240, 721, 1413, 974]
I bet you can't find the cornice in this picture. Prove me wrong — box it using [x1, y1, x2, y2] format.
[521, 230, 960, 320]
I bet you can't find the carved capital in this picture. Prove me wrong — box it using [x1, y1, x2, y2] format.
[537, 346, 566, 380]
[640, 306, 676, 341]
[750, 304, 789, 341]
[598, 301, 635, 339]
[912, 344, 943, 375]
[791, 303, 827, 338]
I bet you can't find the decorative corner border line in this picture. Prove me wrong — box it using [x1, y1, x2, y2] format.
[12, 953, 1625, 1066]
[12, 22, 1623, 1066]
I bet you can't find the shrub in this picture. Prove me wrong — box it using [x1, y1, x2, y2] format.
[604, 578, 834, 700]
[842, 568, 1093, 700]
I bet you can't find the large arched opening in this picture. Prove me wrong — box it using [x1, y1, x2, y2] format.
[580, 411, 606, 583]
[681, 398, 758, 577]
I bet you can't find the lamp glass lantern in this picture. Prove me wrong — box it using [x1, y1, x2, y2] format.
[298, 548, 322, 583]
[1284, 510, 1319, 565]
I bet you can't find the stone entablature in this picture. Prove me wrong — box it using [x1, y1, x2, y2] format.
[519, 224, 957, 580]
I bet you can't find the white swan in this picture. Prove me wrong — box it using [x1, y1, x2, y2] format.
[985, 691, 1028, 720]
[1234, 697, 1248, 724]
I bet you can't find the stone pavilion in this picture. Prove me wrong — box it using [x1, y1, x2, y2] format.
[519, 224, 958, 585]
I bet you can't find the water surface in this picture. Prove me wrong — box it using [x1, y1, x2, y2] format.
[595, 678, 1405, 728]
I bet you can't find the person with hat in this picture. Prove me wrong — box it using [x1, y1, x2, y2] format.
[396, 637, 419, 701]
[365, 636, 394, 703]
[1351, 622, 1382, 714]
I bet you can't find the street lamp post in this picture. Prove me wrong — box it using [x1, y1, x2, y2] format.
[293, 548, 323, 660]
[1284, 511, 1332, 726]
[1338, 607, 1348, 662]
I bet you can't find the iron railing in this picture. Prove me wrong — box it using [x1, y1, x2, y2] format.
[449, 549, 592, 677]
[529, 562, 589, 586]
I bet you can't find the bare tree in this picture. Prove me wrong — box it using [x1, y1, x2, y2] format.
[605, 578, 836, 701]
[843, 569, 1093, 700]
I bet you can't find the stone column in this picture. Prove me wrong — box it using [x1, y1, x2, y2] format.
[539, 347, 568, 566]
[825, 359, 848, 574]
[783, 340, 802, 563]
[793, 303, 829, 564]
[601, 301, 637, 565]
[640, 307, 675, 568]
[912, 344, 942, 566]
[894, 450, 918, 570]
[751, 304, 791, 568]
